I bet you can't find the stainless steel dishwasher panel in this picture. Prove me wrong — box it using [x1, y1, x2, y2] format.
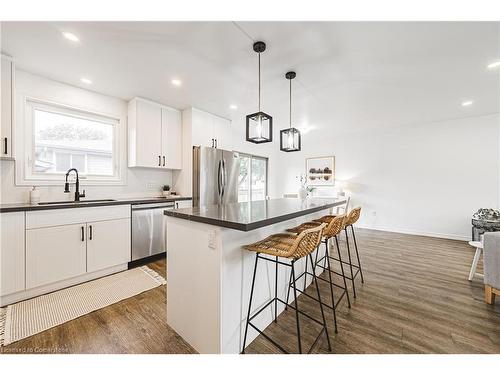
[131, 202, 174, 261]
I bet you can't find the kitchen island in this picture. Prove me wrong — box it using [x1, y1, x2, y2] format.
[164, 198, 346, 354]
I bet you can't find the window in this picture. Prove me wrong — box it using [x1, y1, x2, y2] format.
[23, 99, 121, 184]
[238, 153, 268, 202]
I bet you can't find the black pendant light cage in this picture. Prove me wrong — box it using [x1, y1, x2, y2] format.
[246, 41, 273, 144]
[280, 71, 301, 152]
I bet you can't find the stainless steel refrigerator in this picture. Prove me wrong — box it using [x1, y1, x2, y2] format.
[192, 146, 240, 207]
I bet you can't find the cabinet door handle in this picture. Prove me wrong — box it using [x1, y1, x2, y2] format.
[163, 156, 166, 166]
[215, 139, 217, 148]
[89, 225, 93, 240]
[211, 138, 214, 148]
[158, 155, 161, 166]
[81, 226, 85, 242]
[3, 137, 7, 155]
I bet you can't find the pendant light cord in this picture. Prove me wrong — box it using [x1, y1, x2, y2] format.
[258, 52, 261, 112]
[289, 77, 292, 129]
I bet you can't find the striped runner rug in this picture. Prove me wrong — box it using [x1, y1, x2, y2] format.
[0, 266, 166, 346]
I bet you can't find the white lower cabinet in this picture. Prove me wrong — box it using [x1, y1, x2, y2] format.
[175, 199, 193, 209]
[21, 205, 131, 293]
[26, 223, 87, 289]
[0, 212, 25, 296]
[87, 218, 131, 273]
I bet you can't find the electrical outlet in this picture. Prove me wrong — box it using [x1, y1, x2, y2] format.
[371, 210, 377, 216]
[146, 181, 157, 190]
[208, 230, 216, 249]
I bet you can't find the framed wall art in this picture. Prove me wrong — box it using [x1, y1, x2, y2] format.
[306, 156, 335, 186]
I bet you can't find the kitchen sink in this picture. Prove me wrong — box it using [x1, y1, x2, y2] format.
[38, 199, 117, 205]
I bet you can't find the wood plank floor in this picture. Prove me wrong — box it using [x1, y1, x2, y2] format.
[245, 229, 500, 354]
[0, 259, 196, 354]
[1, 228, 499, 354]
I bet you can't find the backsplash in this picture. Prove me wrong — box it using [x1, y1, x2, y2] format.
[0, 160, 174, 204]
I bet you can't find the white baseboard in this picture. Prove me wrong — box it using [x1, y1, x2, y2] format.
[355, 224, 469, 242]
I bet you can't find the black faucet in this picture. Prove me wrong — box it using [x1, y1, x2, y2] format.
[64, 168, 86, 201]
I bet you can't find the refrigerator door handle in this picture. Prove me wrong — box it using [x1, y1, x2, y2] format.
[221, 158, 227, 199]
[217, 159, 223, 199]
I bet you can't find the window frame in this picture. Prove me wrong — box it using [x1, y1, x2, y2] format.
[237, 152, 268, 202]
[18, 97, 124, 186]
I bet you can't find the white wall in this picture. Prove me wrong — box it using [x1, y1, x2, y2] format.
[272, 114, 500, 241]
[0, 70, 173, 204]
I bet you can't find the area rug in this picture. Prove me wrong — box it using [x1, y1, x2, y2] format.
[0, 266, 166, 346]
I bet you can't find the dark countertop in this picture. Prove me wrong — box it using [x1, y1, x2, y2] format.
[0, 196, 192, 213]
[164, 198, 346, 231]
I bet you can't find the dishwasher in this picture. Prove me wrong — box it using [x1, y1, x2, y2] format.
[131, 201, 175, 262]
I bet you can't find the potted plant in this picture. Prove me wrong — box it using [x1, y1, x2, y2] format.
[162, 185, 171, 197]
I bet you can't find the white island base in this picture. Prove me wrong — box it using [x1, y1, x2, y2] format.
[166, 208, 332, 354]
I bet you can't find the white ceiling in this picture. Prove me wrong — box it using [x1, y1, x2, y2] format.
[1, 21, 499, 137]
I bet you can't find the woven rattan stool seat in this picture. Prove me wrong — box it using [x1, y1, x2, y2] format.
[288, 215, 347, 239]
[345, 207, 361, 226]
[243, 224, 326, 259]
[312, 215, 337, 224]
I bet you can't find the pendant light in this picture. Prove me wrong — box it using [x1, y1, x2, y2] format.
[246, 41, 273, 144]
[280, 71, 301, 152]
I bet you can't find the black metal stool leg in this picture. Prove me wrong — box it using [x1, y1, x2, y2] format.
[274, 256, 278, 322]
[285, 265, 293, 309]
[334, 235, 351, 308]
[303, 255, 309, 291]
[324, 241, 338, 333]
[309, 253, 332, 351]
[242, 253, 259, 354]
[291, 260, 302, 353]
[350, 225, 364, 283]
[344, 228, 357, 298]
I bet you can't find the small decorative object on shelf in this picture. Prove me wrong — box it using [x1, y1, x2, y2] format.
[306, 156, 335, 186]
[472, 208, 500, 241]
[162, 184, 171, 197]
[246, 41, 273, 144]
[298, 174, 308, 199]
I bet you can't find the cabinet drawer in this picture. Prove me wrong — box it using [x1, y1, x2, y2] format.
[26, 205, 131, 229]
[26, 224, 87, 289]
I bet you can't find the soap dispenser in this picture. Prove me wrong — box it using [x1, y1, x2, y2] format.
[30, 186, 41, 205]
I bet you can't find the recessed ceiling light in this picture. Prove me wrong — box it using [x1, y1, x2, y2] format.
[62, 31, 79, 43]
[462, 100, 473, 107]
[80, 77, 92, 85]
[487, 61, 500, 69]
[230, 104, 238, 110]
[171, 79, 182, 86]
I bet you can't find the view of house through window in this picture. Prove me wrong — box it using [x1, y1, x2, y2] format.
[33, 108, 115, 176]
[238, 153, 267, 202]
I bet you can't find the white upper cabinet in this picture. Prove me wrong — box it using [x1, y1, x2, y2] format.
[162, 106, 182, 169]
[128, 97, 182, 169]
[1, 55, 14, 158]
[190, 108, 232, 150]
[191, 108, 215, 148]
[212, 114, 232, 150]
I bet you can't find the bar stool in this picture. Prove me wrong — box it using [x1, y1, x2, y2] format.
[241, 224, 331, 354]
[323, 207, 364, 298]
[285, 214, 351, 334]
